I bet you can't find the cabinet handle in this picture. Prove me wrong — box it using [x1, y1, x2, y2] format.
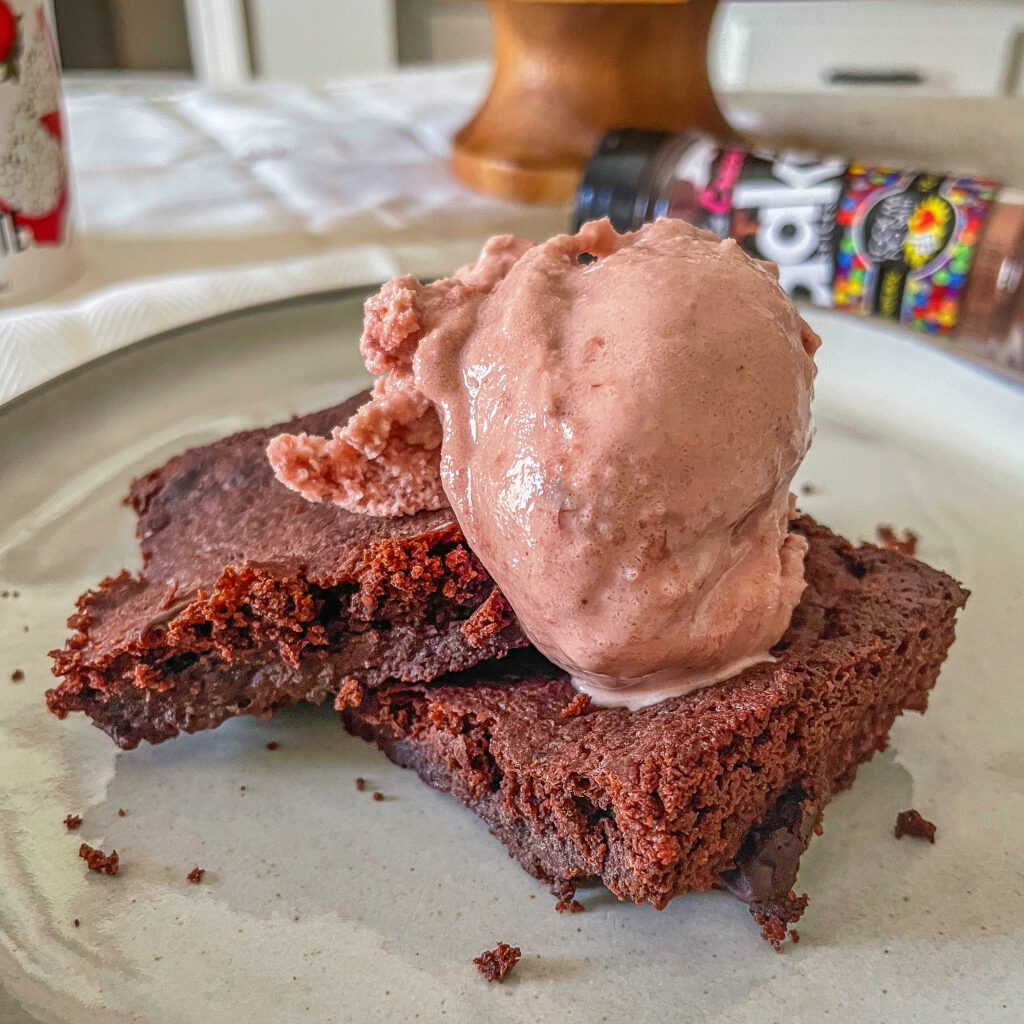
[826, 68, 926, 86]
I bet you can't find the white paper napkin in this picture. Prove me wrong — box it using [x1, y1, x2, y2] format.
[0, 64, 569, 406]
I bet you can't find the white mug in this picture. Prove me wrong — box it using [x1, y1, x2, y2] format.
[0, 0, 78, 305]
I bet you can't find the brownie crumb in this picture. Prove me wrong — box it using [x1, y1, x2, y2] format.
[372, 791, 384, 802]
[266, 741, 279, 751]
[876, 525, 918, 557]
[73, 918, 80, 927]
[117, 808, 127, 817]
[355, 777, 366, 792]
[789, 928, 800, 943]
[555, 898, 584, 913]
[334, 675, 364, 711]
[461, 589, 515, 646]
[750, 890, 808, 952]
[64, 814, 83, 830]
[11, 668, 24, 681]
[560, 692, 591, 720]
[79, 843, 119, 875]
[894, 809, 936, 843]
[473, 942, 521, 982]
[187, 866, 205, 884]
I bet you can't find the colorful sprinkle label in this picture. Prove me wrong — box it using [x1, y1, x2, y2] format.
[834, 166, 999, 333]
[661, 137, 1001, 336]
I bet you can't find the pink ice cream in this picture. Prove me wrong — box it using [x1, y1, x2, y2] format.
[268, 218, 820, 708]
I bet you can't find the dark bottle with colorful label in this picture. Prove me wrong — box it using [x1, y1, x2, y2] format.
[575, 130, 1024, 370]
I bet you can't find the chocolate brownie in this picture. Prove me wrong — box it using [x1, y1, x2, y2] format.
[48, 396, 528, 749]
[341, 520, 966, 925]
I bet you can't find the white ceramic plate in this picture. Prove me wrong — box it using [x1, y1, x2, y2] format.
[1, 296, 1023, 1024]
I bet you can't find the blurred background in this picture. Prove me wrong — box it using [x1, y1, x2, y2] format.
[52, 0, 1024, 91]
[49, 0, 1024, 180]
[3, 0, 1022, 403]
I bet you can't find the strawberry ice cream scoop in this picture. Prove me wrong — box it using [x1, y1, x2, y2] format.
[269, 218, 820, 708]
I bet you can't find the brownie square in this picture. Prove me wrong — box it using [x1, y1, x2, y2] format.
[341, 519, 966, 931]
[46, 399, 967, 943]
[47, 395, 527, 748]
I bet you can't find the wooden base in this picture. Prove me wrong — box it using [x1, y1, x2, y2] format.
[452, 0, 729, 204]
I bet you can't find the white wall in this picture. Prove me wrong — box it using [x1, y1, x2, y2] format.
[396, 0, 491, 66]
[245, 0, 396, 80]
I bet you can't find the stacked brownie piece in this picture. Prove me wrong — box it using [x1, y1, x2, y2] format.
[48, 396, 528, 749]
[48, 399, 968, 943]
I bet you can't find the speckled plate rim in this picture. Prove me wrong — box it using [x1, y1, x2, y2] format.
[2, 296, 1024, 1024]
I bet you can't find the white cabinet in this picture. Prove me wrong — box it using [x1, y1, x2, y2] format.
[60, 0, 1024, 99]
[713, 1, 1024, 98]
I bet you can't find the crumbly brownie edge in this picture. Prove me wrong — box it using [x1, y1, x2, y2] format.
[47, 527, 527, 748]
[46, 394, 530, 746]
[344, 608, 953, 910]
[48, 610, 524, 750]
[340, 532, 966, 911]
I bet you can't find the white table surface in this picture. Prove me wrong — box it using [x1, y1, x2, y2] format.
[0, 64, 568, 405]
[3, 66, 1022, 406]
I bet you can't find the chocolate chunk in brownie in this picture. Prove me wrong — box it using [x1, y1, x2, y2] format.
[473, 942, 521, 982]
[341, 519, 966, 937]
[894, 809, 936, 843]
[47, 395, 528, 749]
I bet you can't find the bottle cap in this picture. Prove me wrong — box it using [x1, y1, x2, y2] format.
[573, 129, 670, 233]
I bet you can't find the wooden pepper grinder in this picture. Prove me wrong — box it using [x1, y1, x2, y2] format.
[452, 0, 730, 204]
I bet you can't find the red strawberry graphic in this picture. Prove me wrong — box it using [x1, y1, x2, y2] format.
[0, 4, 15, 58]
[0, 2, 19, 79]
[0, 7, 68, 243]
